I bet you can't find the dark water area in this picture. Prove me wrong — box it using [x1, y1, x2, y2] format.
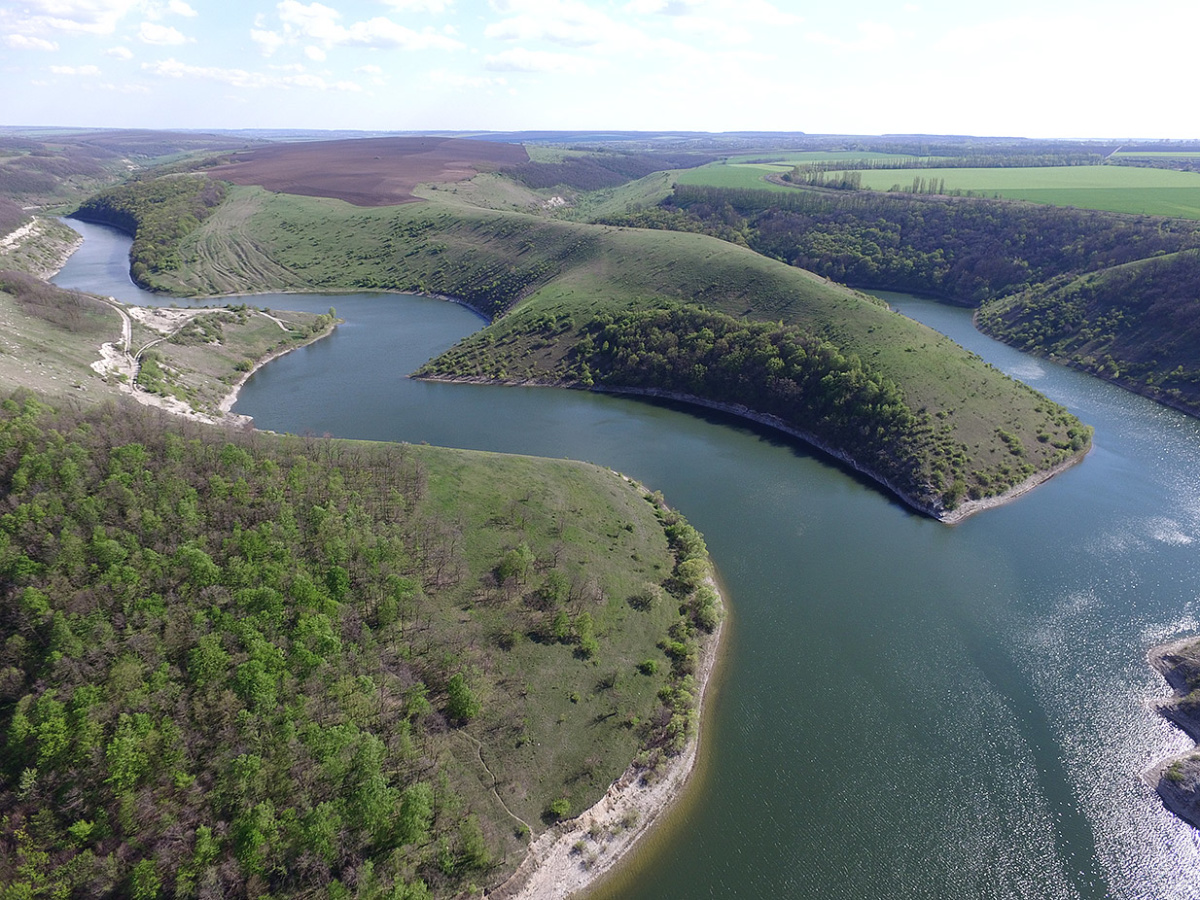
[56, 223, 1200, 899]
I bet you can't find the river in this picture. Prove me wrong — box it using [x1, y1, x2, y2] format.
[56, 220, 1200, 899]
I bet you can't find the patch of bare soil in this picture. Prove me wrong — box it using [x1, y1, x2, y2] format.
[210, 136, 529, 206]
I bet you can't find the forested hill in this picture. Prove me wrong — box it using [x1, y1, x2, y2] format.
[0, 393, 719, 899]
[603, 184, 1200, 416]
[977, 250, 1200, 415]
[420, 302, 1090, 517]
[621, 184, 1200, 305]
[72, 176, 226, 291]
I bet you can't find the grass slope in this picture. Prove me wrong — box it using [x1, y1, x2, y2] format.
[0, 271, 330, 418]
[144, 183, 1088, 516]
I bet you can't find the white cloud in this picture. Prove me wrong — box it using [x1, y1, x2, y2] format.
[99, 81, 150, 93]
[626, 0, 800, 26]
[4, 34, 60, 51]
[355, 63, 383, 74]
[142, 0, 197, 20]
[427, 68, 507, 89]
[381, 0, 455, 10]
[484, 47, 594, 74]
[143, 57, 363, 91]
[806, 21, 896, 53]
[251, 29, 286, 55]
[274, 0, 465, 51]
[138, 21, 189, 44]
[50, 64, 103, 75]
[305, 44, 326, 60]
[105, 45, 134, 58]
[10, 0, 140, 35]
[486, 0, 647, 48]
[670, 14, 750, 42]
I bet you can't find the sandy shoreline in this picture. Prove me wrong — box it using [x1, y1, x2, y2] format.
[1146, 637, 1200, 830]
[491, 595, 725, 900]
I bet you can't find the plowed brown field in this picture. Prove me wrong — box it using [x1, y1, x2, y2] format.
[210, 136, 528, 206]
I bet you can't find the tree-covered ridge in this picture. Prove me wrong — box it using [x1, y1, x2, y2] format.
[0, 394, 715, 899]
[72, 176, 226, 291]
[572, 306, 1091, 509]
[574, 305, 926, 487]
[608, 184, 1200, 305]
[423, 304, 1089, 512]
[976, 250, 1200, 415]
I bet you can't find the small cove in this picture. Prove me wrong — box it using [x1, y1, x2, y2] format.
[55, 220, 1200, 899]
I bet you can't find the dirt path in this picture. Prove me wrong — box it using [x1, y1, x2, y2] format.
[89, 301, 250, 425]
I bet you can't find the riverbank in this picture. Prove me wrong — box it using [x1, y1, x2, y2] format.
[1147, 637, 1200, 830]
[85, 297, 338, 427]
[492, 591, 725, 900]
[418, 374, 1088, 524]
[0, 216, 84, 280]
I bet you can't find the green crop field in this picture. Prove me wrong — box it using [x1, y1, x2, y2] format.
[725, 150, 916, 165]
[674, 163, 796, 192]
[847, 165, 1200, 218]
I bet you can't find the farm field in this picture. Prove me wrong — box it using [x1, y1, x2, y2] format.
[724, 150, 917, 165]
[674, 162, 796, 192]
[1111, 150, 1200, 159]
[848, 164, 1200, 217]
[211, 135, 529, 206]
[684, 159, 1200, 218]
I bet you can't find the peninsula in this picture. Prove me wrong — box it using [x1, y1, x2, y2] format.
[67, 136, 1092, 521]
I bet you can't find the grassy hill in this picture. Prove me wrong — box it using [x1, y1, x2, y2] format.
[0, 270, 333, 420]
[128, 181, 1090, 517]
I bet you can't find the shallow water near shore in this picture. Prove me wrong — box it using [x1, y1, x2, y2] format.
[57, 223, 1200, 898]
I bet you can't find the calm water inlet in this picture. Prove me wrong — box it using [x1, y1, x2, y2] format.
[56, 222, 1200, 899]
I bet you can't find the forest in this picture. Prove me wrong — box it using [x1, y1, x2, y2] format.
[0, 393, 718, 899]
[72, 177, 227, 291]
[601, 182, 1200, 409]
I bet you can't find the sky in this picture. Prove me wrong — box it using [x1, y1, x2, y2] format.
[1, 0, 1196, 138]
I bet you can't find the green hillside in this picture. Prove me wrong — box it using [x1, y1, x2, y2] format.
[130, 182, 1090, 517]
[977, 250, 1200, 415]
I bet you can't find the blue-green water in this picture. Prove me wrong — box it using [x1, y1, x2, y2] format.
[57, 222, 1200, 899]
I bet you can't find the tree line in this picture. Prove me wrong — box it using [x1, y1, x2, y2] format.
[72, 176, 226, 290]
[569, 304, 945, 499]
[606, 184, 1200, 305]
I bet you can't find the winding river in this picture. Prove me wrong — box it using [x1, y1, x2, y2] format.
[57, 220, 1200, 899]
